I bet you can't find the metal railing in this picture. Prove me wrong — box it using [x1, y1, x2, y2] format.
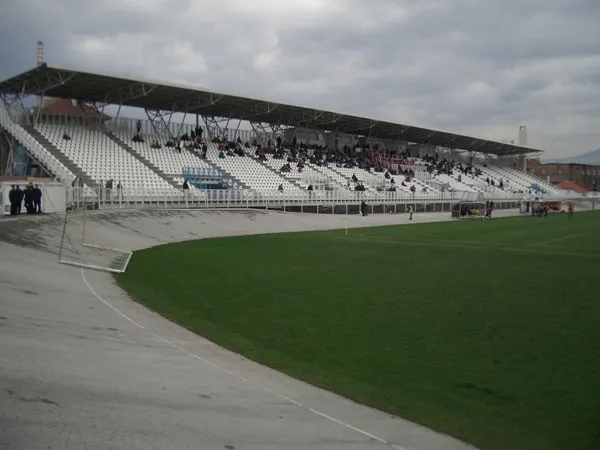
[65, 186, 542, 212]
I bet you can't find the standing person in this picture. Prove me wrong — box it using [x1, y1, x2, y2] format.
[33, 184, 42, 213]
[568, 201, 574, 219]
[24, 185, 35, 214]
[116, 181, 123, 202]
[8, 185, 17, 215]
[360, 200, 368, 217]
[408, 204, 414, 220]
[14, 186, 23, 214]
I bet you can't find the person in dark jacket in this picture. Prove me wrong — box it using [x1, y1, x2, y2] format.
[8, 185, 17, 215]
[33, 184, 42, 213]
[361, 201, 368, 216]
[24, 185, 35, 214]
[14, 186, 24, 214]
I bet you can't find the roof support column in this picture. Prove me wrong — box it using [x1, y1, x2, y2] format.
[176, 111, 188, 138]
[231, 118, 243, 142]
[87, 101, 109, 130]
[1, 125, 50, 177]
[145, 106, 178, 143]
[202, 115, 231, 142]
[1, 84, 34, 127]
[250, 121, 285, 147]
[1, 131, 16, 176]
[287, 118, 313, 145]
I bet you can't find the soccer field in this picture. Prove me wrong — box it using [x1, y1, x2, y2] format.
[116, 211, 600, 450]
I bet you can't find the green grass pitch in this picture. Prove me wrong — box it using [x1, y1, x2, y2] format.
[116, 211, 600, 450]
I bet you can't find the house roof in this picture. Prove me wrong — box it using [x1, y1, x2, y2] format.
[556, 181, 587, 193]
[35, 98, 111, 120]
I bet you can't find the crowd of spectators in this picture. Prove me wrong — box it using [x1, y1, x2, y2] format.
[129, 126, 431, 193]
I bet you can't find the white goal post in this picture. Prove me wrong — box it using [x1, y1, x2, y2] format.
[58, 206, 133, 273]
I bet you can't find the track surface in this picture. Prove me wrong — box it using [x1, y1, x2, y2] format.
[0, 209, 520, 450]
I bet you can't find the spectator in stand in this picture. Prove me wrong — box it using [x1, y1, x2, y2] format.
[136, 120, 141, 134]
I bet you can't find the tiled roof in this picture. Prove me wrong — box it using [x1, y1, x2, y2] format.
[37, 98, 110, 120]
[556, 181, 587, 194]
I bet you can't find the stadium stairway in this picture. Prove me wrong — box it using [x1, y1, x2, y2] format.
[187, 149, 251, 190]
[104, 131, 180, 189]
[309, 163, 357, 189]
[255, 156, 305, 190]
[22, 124, 95, 187]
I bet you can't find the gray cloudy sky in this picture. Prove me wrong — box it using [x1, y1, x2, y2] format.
[1, 0, 599, 158]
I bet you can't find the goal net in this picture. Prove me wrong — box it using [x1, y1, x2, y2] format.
[58, 207, 133, 273]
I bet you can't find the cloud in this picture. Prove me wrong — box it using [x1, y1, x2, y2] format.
[1, 0, 599, 157]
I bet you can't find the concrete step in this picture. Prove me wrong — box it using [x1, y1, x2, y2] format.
[188, 150, 250, 190]
[21, 125, 96, 187]
[104, 131, 180, 189]
[255, 157, 305, 190]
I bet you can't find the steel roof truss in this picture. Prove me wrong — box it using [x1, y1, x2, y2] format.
[101, 82, 157, 105]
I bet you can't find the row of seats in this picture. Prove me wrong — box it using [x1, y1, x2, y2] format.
[37, 124, 175, 190]
[261, 154, 346, 190]
[114, 131, 212, 182]
[1, 114, 575, 200]
[204, 144, 303, 193]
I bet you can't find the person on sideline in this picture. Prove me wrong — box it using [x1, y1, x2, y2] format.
[568, 201, 574, 219]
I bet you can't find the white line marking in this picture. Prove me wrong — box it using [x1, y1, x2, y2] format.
[338, 235, 600, 259]
[80, 268, 405, 449]
[533, 231, 595, 246]
[80, 269, 145, 329]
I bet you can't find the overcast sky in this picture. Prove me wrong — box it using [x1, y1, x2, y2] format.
[1, 0, 599, 158]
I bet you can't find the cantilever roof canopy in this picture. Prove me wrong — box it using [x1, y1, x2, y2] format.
[0, 63, 542, 155]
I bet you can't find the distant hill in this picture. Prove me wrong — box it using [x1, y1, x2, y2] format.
[543, 148, 600, 165]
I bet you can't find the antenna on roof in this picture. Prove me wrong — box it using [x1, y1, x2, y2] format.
[518, 125, 527, 147]
[37, 41, 44, 66]
[36, 41, 45, 110]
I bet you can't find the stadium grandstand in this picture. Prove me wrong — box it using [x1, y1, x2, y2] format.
[0, 62, 583, 215]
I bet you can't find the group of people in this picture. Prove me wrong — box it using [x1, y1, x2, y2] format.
[8, 184, 42, 216]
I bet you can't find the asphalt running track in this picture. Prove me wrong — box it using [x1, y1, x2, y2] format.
[0, 208, 515, 450]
